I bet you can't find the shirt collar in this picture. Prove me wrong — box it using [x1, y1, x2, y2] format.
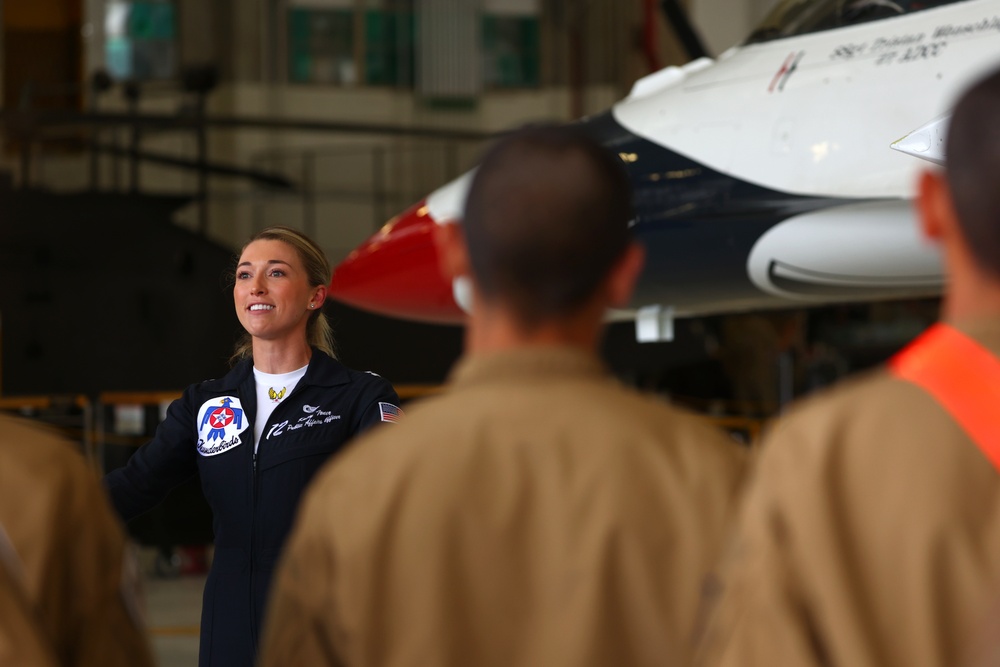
[300, 348, 352, 388]
[448, 346, 608, 390]
[220, 348, 350, 390]
[949, 316, 1000, 359]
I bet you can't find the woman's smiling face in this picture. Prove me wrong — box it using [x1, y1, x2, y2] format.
[234, 239, 321, 346]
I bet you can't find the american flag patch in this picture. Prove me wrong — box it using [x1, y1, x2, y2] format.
[379, 402, 403, 423]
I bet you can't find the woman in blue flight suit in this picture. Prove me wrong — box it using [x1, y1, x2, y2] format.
[105, 226, 401, 667]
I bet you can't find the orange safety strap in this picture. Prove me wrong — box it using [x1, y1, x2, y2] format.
[889, 323, 1000, 472]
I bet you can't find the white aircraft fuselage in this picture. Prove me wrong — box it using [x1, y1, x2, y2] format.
[329, 0, 1000, 331]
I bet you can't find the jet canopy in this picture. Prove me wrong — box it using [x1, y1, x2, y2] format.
[745, 0, 962, 44]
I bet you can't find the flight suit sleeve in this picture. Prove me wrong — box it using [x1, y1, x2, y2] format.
[352, 375, 403, 434]
[260, 483, 346, 667]
[104, 386, 200, 521]
[695, 426, 829, 667]
[63, 454, 157, 667]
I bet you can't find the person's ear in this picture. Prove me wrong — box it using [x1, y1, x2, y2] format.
[433, 222, 471, 280]
[606, 242, 645, 308]
[310, 284, 327, 310]
[917, 169, 956, 244]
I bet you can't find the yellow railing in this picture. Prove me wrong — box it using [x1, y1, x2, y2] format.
[0, 387, 767, 471]
[0, 394, 95, 463]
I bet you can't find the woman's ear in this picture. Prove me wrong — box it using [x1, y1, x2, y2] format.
[311, 284, 327, 309]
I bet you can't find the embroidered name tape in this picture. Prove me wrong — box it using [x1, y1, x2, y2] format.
[266, 405, 342, 440]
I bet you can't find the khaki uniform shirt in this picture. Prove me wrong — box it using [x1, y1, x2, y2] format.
[261, 347, 746, 667]
[697, 319, 1000, 667]
[0, 414, 154, 667]
[0, 551, 57, 667]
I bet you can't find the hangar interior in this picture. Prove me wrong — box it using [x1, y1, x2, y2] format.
[5, 0, 787, 255]
[0, 1, 945, 663]
[1, 0, 934, 395]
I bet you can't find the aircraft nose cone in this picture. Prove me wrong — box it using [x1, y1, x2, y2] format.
[329, 200, 466, 324]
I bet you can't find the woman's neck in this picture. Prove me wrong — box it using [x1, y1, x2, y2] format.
[251, 339, 313, 374]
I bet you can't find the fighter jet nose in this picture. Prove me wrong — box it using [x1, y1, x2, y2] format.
[329, 200, 467, 324]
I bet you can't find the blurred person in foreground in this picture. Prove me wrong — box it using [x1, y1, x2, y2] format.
[696, 66, 1000, 667]
[0, 558, 57, 667]
[260, 125, 746, 667]
[0, 413, 154, 666]
[104, 226, 401, 667]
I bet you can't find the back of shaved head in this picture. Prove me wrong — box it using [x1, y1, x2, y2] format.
[946, 66, 1000, 278]
[463, 125, 635, 326]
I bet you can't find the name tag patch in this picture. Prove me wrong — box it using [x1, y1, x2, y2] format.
[266, 404, 341, 441]
[197, 396, 249, 456]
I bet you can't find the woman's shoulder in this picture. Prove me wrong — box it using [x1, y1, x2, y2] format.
[309, 351, 390, 386]
[341, 365, 397, 395]
[332, 362, 400, 405]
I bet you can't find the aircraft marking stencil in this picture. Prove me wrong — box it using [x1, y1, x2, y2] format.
[768, 51, 804, 92]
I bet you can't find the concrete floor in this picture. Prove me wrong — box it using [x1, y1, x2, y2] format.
[146, 573, 204, 666]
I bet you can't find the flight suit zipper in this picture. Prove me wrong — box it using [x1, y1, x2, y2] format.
[248, 414, 260, 653]
[248, 379, 307, 658]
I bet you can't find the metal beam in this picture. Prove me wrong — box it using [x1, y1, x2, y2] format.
[659, 0, 711, 61]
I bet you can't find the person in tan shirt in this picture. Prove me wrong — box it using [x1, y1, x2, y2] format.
[260, 125, 746, 667]
[696, 67, 1000, 667]
[0, 539, 57, 667]
[0, 413, 154, 667]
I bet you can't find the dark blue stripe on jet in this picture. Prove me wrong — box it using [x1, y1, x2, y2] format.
[578, 111, 865, 311]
